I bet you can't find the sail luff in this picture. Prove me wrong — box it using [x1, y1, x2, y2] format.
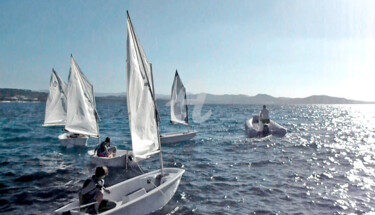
[43, 69, 67, 126]
[127, 12, 156, 102]
[126, 12, 161, 168]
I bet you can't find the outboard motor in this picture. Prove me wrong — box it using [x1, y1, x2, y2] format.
[262, 124, 270, 136]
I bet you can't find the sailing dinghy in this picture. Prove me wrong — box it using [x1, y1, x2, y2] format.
[160, 70, 197, 144]
[43, 69, 67, 126]
[87, 147, 132, 168]
[58, 55, 100, 147]
[55, 12, 184, 215]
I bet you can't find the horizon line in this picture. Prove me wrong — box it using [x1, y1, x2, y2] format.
[1, 87, 374, 102]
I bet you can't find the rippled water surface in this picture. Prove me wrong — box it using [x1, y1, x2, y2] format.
[1, 102, 375, 214]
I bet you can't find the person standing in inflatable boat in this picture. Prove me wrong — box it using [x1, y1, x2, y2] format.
[259, 105, 270, 132]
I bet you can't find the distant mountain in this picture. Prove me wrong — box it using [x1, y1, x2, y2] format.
[1, 88, 374, 104]
[95, 92, 125, 97]
[95, 92, 170, 100]
[0, 88, 169, 103]
[289, 95, 362, 104]
[0, 88, 47, 102]
[187, 93, 374, 104]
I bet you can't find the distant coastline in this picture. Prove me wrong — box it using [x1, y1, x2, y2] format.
[1, 88, 374, 104]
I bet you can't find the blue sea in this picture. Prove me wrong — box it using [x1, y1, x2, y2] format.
[1, 102, 375, 214]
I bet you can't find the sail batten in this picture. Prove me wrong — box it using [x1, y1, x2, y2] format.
[43, 69, 67, 126]
[64, 56, 99, 137]
[170, 70, 189, 125]
[126, 13, 160, 162]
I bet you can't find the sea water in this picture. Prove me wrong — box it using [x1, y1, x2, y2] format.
[1, 102, 375, 214]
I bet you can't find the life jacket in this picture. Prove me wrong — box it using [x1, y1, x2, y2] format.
[79, 176, 104, 207]
[96, 141, 108, 156]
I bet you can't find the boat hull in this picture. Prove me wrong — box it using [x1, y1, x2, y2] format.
[88, 149, 132, 168]
[160, 131, 197, 144]
[58, 133, 89, 147]
[54, 168, 185, 215]
[245, 117, 286, 138]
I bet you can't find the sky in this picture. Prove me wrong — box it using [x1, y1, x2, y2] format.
[1, 0, 375, 101]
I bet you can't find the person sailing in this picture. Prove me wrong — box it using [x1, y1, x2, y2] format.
[258, 105, 270, 132]
[79, 166, 115, 214]
[96, 137, 117, 158]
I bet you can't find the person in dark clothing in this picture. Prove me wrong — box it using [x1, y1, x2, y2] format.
[96, 137, 117, 158]
[79, 166, 115, 214]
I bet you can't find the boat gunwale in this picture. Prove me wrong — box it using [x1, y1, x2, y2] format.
[54, 167, 185, 214]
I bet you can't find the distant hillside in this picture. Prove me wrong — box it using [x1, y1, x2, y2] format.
[1, 88, 374, 104]
[187, 93, 374, 104]
[0, 88, 47, 102]
[0, 88, 166, 104]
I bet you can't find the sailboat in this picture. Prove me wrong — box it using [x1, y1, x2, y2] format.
[55, 12, 184, 215]
[58, 55, 100, 147]
[43, 69, 67, 126]
[88, 147, 132, 167]
[160, 70, 197, 144]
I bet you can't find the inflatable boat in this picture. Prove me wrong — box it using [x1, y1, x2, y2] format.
[245, 115, 287, 138]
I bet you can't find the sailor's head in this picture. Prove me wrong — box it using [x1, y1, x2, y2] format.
[263, 105, 266, 109]
[105, 137, 111, 143]
[95, 166, 109, 179]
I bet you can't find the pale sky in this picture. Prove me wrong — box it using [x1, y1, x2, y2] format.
[1, 0, 375, 101]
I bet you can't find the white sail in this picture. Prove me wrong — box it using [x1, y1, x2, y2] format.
[170, 70, 188, 125]
[43, 69, 67, 126]
[127, 14, 160, 161]
[64, 55, 99, 137]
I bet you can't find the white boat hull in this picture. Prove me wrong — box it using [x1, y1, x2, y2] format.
[54, 168, 185, 215]
[58, 133, 89, 147]
[88, 149, 132, 168]
[160, 131, 197, 144]
[245, 116, 287, 138]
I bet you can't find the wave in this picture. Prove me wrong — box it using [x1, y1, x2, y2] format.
[14, 171, 57, 183]
[1, 127, 31, 133]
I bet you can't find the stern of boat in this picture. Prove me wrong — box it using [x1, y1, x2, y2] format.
[96, 168, 184, 215]
[88, 149, 130, 168]
[58, 133, 88, 147]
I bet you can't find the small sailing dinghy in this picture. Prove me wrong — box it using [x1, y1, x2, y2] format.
[58, 55, 100, 147]
[55, 11, 184, 215]
[43, 69, 67, 126]
[160, 71, 197, 144]
[245, 115, 287, 138]
[88, 146, 132, 168]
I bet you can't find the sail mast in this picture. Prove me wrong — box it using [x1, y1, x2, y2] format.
[127, 11, 164, 175]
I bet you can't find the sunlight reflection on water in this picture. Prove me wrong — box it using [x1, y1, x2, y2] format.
[1, 103, 375, 214]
